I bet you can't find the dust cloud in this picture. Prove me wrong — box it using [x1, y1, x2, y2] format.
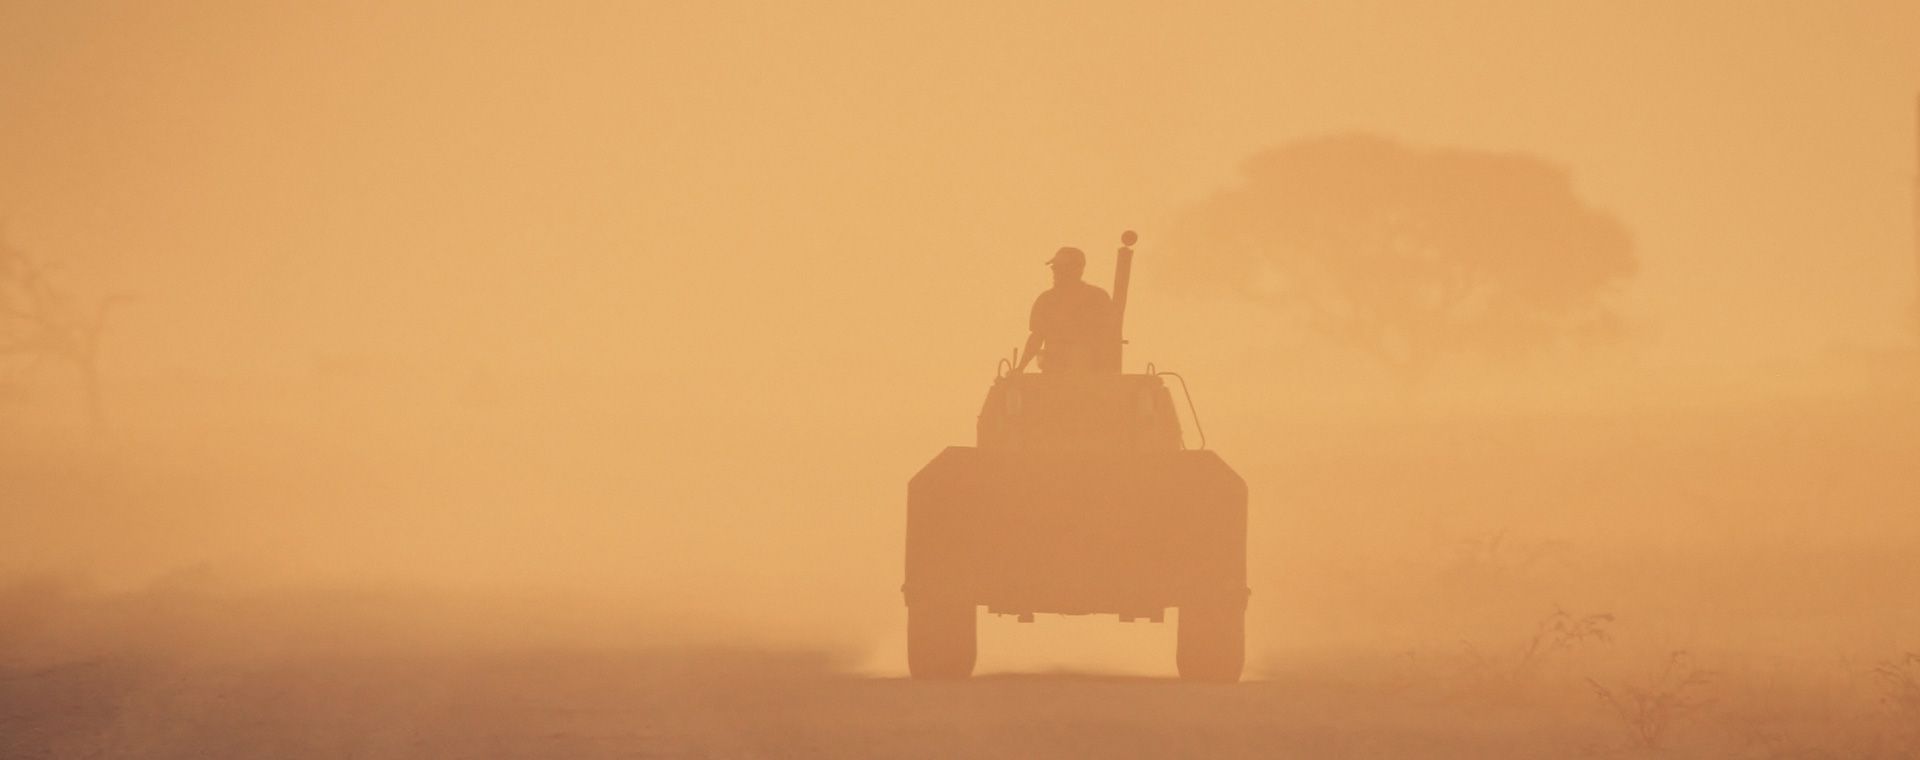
[4, 2, 1920, 757]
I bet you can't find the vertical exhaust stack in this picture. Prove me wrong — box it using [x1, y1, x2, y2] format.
[1111, 230, 1137, 372]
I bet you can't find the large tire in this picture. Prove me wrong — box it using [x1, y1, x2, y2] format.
[1176, 603, 1244, 683]
[907, 601, 977, 679]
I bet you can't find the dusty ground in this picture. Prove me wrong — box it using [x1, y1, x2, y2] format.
[6, 643, 1916, 759]
[4, 383, 1916, 759]
[0, 649, 1602, 760]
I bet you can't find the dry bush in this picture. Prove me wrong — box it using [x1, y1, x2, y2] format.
[1394, 605, 1612, 702]
[1588, 650, 1714, 751]
[1874, 652, 1920, 746]
[1694, 655, 1920, 760]
[1465, 606, 1612, 694]
[0, 231, 132, 434]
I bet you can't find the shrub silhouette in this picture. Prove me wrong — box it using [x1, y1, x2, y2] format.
[0, 226, 131, 434]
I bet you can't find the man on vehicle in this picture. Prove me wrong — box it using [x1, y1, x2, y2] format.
[1015, 247, 1113, 374]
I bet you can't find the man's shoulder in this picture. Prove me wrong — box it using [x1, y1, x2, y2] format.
[1036, 281, 1109, 306]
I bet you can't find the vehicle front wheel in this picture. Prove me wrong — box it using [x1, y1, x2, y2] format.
[906, 601, 976, 679]
[1176, 603, 1244, 683]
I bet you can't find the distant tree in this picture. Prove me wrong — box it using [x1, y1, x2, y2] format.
[1169, 134, 1635, 387]
[0, 227, 130, 434]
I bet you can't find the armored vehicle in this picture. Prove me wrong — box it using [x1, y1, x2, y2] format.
[904, 232, 1249, 682]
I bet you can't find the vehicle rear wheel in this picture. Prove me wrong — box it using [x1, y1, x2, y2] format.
[907, 601, 976, 679]
[1176, 603, 1244, 683]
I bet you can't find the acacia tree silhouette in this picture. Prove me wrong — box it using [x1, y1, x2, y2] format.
[0, 227, 130, 436]
[1170, 134, 1635, 389]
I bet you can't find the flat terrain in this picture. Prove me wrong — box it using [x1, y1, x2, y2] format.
[1, 650, 1610, 760]
[6, 646, 1915, 759]
[4, 384, 1916, 758]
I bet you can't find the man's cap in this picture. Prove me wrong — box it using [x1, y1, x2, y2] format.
[1046, 247, 1086, 268]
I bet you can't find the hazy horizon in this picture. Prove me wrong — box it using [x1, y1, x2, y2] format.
[3, 3, 1919, 756]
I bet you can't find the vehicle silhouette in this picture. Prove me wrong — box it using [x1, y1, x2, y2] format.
[904, 231, 1250, 682]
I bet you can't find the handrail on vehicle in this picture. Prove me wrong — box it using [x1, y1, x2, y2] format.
[1148, 364, 1207, 451]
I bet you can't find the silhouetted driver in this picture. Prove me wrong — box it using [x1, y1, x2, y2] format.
[1015, 247, 1113, 374]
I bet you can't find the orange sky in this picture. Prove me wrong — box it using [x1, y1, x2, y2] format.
[3, 1, 1916, 385]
